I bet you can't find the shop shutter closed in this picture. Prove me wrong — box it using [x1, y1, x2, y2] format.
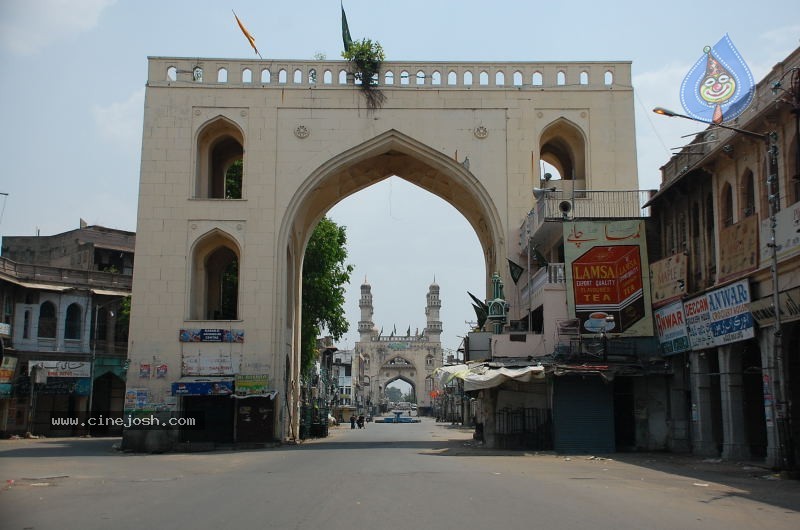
[553, 376, 615, 453]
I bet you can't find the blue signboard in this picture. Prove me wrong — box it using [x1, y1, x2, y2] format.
[171, 379, 234, 396]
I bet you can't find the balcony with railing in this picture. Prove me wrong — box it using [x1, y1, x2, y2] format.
[523, 189, 654, 242]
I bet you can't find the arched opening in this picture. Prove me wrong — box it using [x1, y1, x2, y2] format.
[447, 71, 457, 85]
[279, 130, 501, 436]
[65, 303, 82, 340]
[721, 181, 734, 227]
[194, 117, 244, 199]
[38, 301, 56, 339]
[532, 72, 543, 86]
[189, 230, 241, 320]
[384, 71, 394, 85]
[242, 68, 252, 83]
[539, 118, 587, 185]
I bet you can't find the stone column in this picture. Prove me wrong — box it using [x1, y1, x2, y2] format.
[718, 345, 749, 460]
[690, 352, 718, 456]
[758, 330, 781, 468]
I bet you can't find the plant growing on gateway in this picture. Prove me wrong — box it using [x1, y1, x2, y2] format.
[342, 38, 386, 111]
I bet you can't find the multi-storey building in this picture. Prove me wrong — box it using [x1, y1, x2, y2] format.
[0, 223, 133, 436]
[646, 46, 799, 470]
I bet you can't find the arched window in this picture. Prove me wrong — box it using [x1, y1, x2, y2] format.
[293, 69, 302, 84]
[539, 118, 587, 183]
[532, 72, 543, 86]
[195, 117, 245, 199]
[463, 71, 473, 85]
[339, 69, 348, 84]
[431, 71, 441, 85]
[580, 71, 589, 85]
[384, 71, 394, 85]
[557, 71, 566, 85]
[323, 70, 333, 84]
[400, 70, 410, 86]
[425, 355, 434, 367]
[308, 69, 317, 84]
[479, 71, 489, 85]
[38, 301, 56, 338]
[278, 69, 288, 84]
[242, 68, 252, 83]
[190, 231, 240, 320]
[261, 69, 271, 83]
[721, 182, 734, 227]
[416, 70, 425, 85]
[167, 66, 177, 81]
[217, 68, 228, 83]
[65, 303, 82, 340]
[495, 71, 504, 86]
[447, 71, 457, 85]
[513, 71, 523, 86]
[604, 71, 614, 85]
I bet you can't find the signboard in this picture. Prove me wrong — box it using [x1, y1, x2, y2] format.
[653, 300, 691, 355]
[171, 378, 234, 396]
[564, 220, 653, 336]
[0, 356, 18, 383]
[649, 253, 688, 308]
[760, 200, 800, 263]
[683, 279, 755, 350]
[680, 34, 755, 124]
[181, 353, 241, 376]
[179, 328, 245, 343]
[0, 322, 10, 336]
[234, 374, 270, 397]
[749, 286, 800, 326]
[28, 360, 91, 378]
[719, 216, 759, 282]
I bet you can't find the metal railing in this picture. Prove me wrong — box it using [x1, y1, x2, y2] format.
[0, 256, 132, 291]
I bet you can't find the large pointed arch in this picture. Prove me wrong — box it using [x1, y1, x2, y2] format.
[188, 228, 242, 320]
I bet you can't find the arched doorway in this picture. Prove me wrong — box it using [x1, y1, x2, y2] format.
[278, 129, 505, 439]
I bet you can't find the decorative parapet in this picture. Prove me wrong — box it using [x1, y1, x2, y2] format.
[147, 57, 632, 90]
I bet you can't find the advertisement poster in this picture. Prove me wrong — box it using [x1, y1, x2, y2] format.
[139, 363, 151, 378]
[564, 220, 653, 336]
[654, 300, 691, 355]
[760, 200, 800, 263]
[181, 353, 241, 376]
[234, 374, 270, 397]
[0, 356, 18, 383]
[650, 253, 688, 308]
[718, 216, 759, 282]
[179, 329, 245, 343]
[683, 279, 755, 350]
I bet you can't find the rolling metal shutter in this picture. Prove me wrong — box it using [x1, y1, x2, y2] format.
[553, 376, 615, 454]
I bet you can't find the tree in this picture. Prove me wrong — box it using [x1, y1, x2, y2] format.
[385, 386, 402, 403]
[301, 217, 354, 376]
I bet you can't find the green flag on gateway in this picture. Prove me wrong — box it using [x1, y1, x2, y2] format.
[341, 3, 353, 52]
[507, 258, 524, 284]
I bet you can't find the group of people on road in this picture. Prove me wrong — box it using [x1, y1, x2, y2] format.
[349, 415, 366, 429]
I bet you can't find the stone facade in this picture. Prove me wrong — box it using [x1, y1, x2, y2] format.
[127, 57, 638, 447]
[355, 280, 442, 413]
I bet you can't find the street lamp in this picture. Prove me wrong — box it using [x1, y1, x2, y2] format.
[87, 298, 123, 432]
[653, 106, 791, 470]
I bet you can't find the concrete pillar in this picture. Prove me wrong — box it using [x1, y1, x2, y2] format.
[758, 330, 782, 468]
[668, 356, 691, 452]
[690, 352, 718, 456]
[718, 345, 749, 460]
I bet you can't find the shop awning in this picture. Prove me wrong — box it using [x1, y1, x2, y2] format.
[91, 288, 131, 297]
[171, 377, 234, 396]
[435, 362, 545, 391]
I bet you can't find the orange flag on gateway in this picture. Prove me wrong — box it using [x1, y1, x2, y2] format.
[233, 10, 261, 58]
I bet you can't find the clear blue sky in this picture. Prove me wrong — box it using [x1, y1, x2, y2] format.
[1, 0, 797, 354]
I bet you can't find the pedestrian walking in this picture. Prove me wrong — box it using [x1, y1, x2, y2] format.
[350, 415, 356, 429]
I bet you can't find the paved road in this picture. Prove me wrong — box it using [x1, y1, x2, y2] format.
[1, 417, 799, 530]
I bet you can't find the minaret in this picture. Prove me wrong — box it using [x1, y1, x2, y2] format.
[424, 278, 442, 343]
[358, 278, 376, 341]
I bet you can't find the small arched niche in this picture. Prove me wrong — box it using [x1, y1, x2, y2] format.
[195, 117, 245, 199]
[189, 229, 241, 320]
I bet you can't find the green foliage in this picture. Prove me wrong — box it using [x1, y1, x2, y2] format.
[225, 159, 242, 199]
[402, 391, 416, 404]
[115, 296, 131, 343]
[341, 38, 385, 85]
[300, 217, 354, 376]
[341, 38, 386, 110]
[385, 386, 402, 402]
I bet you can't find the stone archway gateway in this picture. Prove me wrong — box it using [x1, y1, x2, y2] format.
[124, 57, 638, 450]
